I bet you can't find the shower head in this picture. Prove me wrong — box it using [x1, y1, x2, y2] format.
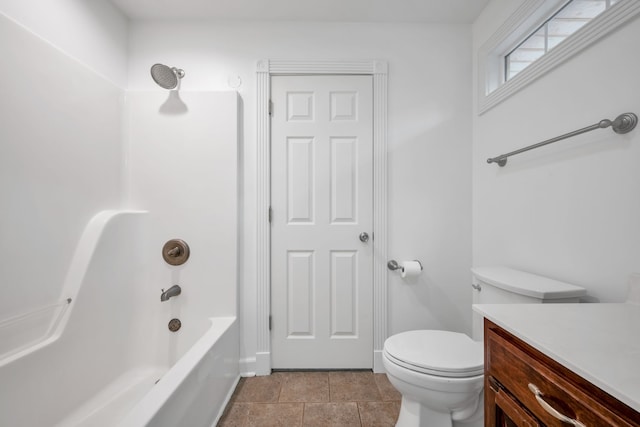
[150, 63, 185, 89]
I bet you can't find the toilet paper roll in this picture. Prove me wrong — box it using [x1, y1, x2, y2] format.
[400, 261, 422, 279]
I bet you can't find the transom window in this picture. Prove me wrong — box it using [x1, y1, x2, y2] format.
[505, 0, 620, 81]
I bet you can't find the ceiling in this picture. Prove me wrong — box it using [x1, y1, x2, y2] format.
[109, 0, 490, 23]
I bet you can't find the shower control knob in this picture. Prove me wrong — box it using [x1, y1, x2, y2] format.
[162, 239, 190, 266]
[359, 232, 370, 243]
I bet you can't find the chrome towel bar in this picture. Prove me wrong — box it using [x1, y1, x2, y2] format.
[487, 112, 637, 167]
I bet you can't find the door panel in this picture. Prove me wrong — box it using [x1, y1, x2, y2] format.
[287, 137, 314, 223]
[271, 75, 373, 369]
[330, 250, 358, 337]
[287, 250, 315, 337]
[331, 137, 358, 223]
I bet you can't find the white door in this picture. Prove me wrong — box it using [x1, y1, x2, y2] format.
[270, 75, 373, 369]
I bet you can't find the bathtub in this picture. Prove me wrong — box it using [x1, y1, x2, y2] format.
[0, 211, 240, 427]
[119, 316, 239, 427]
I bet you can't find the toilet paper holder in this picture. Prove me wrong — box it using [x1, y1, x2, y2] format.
[387, 259, 423, 272]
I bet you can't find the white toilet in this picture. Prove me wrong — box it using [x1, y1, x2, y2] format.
[382, 267, 586, 427]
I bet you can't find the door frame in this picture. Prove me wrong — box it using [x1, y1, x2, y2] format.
[255, 59, 388, 375]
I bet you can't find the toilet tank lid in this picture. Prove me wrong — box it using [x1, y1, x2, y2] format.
[471, 267, 587, 300]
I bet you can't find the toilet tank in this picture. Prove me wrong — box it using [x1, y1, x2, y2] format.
[471, 267, 586, 340]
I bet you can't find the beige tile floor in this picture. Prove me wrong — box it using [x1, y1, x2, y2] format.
[217, 371, 402, 426]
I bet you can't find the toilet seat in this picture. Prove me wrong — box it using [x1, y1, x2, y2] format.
[383, 330, 483, 378]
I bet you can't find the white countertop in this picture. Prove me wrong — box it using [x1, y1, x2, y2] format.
[473, 303, 640, 413]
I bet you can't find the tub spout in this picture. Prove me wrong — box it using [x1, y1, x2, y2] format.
[160, 284, 181, 302]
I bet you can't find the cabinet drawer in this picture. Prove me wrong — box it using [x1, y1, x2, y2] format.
[485, 320, 639, 427]
[487, 376, 541, 427]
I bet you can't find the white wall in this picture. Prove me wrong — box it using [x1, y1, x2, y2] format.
[472, 1, 640, 302]
[128, 21, 473, 372]
[125, 92, 238, 335]
[0, 14, 123, 320]
[0, 0, 128, 87]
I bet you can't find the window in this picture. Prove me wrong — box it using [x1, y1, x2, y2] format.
[477, 0, 640, 114]
[505, 0, 620, 81]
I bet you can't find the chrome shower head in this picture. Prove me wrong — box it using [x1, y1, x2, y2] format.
[150, 63, 185, 89]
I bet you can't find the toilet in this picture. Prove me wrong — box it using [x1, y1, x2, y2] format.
[382, 267, 586, 427]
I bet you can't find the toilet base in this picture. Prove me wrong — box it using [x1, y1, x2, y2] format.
[394, 394, 484, 427]
[396, 396, 452, 427]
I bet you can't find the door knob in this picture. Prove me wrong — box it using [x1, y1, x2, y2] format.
[359, 232, 370, 243]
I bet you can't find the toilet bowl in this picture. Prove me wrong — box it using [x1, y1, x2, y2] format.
[382, 330, 484, 427]
[383, 267, 587, 427]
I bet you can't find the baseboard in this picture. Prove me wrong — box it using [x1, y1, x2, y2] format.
[246, 351, 383, 374]
[255, 351, 271, 376]
[239, 356, 256, 377]
[373, 350, 385, 373]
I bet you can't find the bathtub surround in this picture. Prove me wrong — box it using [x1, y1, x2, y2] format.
[472, 0, 640, 302]
[121, 91, 240, 425]
[1, 3, 241, 424]
[124, 91, 239, 327]
[0, 12, 124, 322]
[0, 212, 151, 425]
[0, 211, 239, 426]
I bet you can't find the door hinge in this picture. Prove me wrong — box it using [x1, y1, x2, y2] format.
[268, 206, 273, 223]
[268, 99, 273, 116]
[268, 315, 272, 331]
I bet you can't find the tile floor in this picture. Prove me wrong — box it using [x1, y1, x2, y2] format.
[217, 371, 402, 426]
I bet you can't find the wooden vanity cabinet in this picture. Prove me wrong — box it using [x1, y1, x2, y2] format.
[484, 319, 640, 427]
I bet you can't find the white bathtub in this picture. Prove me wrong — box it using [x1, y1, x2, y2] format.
[119, 316, 239, 427]
[0, 211, 240, 427]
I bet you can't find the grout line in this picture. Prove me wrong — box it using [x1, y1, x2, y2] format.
[356, 401, 364, 426]
[328, 372, 334, 402]
[276, 374, 284, 403]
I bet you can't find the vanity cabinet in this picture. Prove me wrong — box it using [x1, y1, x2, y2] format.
[484, 319, 640, 427]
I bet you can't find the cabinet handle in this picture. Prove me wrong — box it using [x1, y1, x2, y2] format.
[528, 383, 586, 427]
